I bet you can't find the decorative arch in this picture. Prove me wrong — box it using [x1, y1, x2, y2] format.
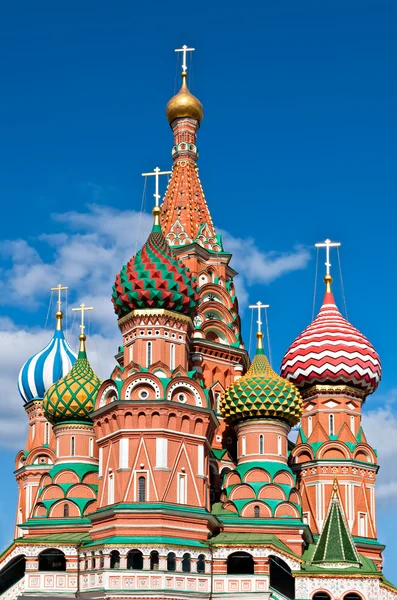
[166, 380, 204, 407]
[227, 551, 254, 575]
[38, 548, 66, 572]
[273, 470, 295, 486]
[318, 442, 350, 460]
[244, 468, 271, 484]
[222, 501, 238, 514]
[274, 502, 300, 519]
[98, 382, 118, 408]
[224, 471, 242, 487]
[258, 484, 286, 501]
[229, 484, 256, 501]
[292, 444, 314, 464]
[49, 500, 80, 518]
[241, 501, 272, 518]
[123, 375, 162, 400]
[354, 444, 376, 464]
[26, 448, 55, 466]
[53, 470, 80, 485]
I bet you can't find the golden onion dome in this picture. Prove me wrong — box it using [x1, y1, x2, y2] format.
[166, 73, 204, 124]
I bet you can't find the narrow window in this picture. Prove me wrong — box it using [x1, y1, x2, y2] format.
[329, 414, 334, 436]
[170, 343, 175, 371]
[89, 437, 94, 458]
[56, 437, 60, 457]
[358, 512, 367, 537]
[182, 553, 191, 573]
[108, 472, 114, 505]
[70, 436, 75, 457]
[278, 435, 282, 456]
[197, 445, 204, 476]
[259, 434, 264, 455]
[215, 392, 221, 413]
[241, 436, 246, 457]
[150, 550, 159, 570]
[119, 438, 129, 469]
[308, 415, 313, 437]
[178, 473, 187, 504]
[156, 438, 168, 468]
[32, 423, 35, 440]
[63, 504, 69, 518]
[91, 552, 96, 570]
[254, 505, 260, 518]
[197, 554, 205, 573]
[138, 476, 146, 502]
[44, 422, 50, 445]
[147, 341, 152, 367]
[98, 447, 103, 477]
[167, 552, 176, 571]
[350, 415, 355, 435]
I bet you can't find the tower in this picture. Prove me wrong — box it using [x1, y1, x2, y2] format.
[280, 242, 383, 568]
[15, 290, 76, 538]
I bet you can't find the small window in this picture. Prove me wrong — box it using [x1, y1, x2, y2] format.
[110, 550, 120, 569]
[178, 473, 187, 504]
[63, 504, 69, 518]
[89, 437, 94, 458]
[358, 513, 367, 537]
[350, 415, 355, 435]
[91, 552, 96, 570]
[167, 552, 176, 571]
[44, 422, 50, 445]
[150, 550, 159, 570]
[182, 553, 191, 573]
[278, 435, 282, 456]
[70, 436, 75, 457]
[241, 436, 246, 457]
[147, 341, 152, 367]
[259, 435, 264, 455]
[197, 554, 205, 573]
[138, 476, 146, 502]
[329, 414, 334, 436]
[170, 344, 175, 371]
[254, 505, 260, 518]
[308, 415, 313, 437]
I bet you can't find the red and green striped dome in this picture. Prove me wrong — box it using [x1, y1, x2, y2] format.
[112, 209, 198, 318]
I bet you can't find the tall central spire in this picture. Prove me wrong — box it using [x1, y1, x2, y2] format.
[161, 49, 220, 252]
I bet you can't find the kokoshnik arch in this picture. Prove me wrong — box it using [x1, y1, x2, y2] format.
[0, 46, 395, 600]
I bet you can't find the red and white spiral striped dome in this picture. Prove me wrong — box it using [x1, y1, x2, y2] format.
[280, 277, 381, 394]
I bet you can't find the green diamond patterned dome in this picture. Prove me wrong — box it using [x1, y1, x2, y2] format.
[220, 334, 303, 426]
[112, 208, 198, 318]
[43, 338, 101, 424]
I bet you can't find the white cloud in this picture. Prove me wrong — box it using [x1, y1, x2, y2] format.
[362, 405, 397, 502]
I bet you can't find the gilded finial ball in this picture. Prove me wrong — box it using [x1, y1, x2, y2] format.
[152, 206, 161, 217]
[166, 73, 204, 124]
[79, 333, 86, 342]
[324, 274, 333, 284]
[55, 310, 63, 319]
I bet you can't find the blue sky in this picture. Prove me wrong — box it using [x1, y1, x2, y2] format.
[0, 0, 396, 578]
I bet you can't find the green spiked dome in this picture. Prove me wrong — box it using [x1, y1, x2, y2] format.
[112, 207, 198, 318]
[43, 334, 101, 424]
[220, 333, 303, 426]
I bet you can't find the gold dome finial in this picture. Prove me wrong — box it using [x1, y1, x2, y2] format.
[55, 310, 64, 331]
[51, 284, 68, 331]
[166, 72, 204, 124]
[324, 273, 333, 293]
[152, 205, 161, 227]
[72, 303, 94, 355]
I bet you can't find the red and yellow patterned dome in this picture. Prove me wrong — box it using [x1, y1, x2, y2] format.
[112, 208, 198, 318]
[280, 276, 381, 394]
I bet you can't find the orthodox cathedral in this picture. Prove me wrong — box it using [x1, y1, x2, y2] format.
[0, 47, 396, 600]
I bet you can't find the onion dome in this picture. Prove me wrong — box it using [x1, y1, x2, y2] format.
[220, 333, 303, 426]
[280, 275, 381, 394]
[43, 332, 101, 424]
[112, 207, 198, 318]
[166, 73, 204, 124]
[18, 310, 77, 404]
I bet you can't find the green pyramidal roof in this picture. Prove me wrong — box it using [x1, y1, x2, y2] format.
[312, 483, 361, 568]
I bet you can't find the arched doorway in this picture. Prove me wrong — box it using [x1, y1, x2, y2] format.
[226, 551, 254, 575]
[127, 550, 143, 570]
[0, 555, 25, 595]
[110, 550, 120, 569]
[269, 555, 294, 599]
[38, 549, 66, 571]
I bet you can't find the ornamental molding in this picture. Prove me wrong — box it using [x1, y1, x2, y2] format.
[125, 377, 162, 400]
[295, 574, 384, 600]
[118, 309, 192, 328]
[167, 381, 203, 407]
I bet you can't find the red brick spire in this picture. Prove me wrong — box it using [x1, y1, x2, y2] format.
[161, 73, 221, 252]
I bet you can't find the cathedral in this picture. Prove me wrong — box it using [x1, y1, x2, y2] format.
[0, 47, 396, 600]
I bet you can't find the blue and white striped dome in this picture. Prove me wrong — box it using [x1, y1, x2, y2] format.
[18, 314, 77, 403]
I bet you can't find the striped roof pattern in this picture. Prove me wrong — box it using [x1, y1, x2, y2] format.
[112, 222, 198, 318]
[280, 288, 381, 394]
[18, 329, 77, 403]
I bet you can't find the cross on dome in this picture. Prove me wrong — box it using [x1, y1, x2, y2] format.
[72, 303, 93, 352]
[51, 283, 68, 330]
[175, 44, 195, 74]
[315, 238, 341, 277]
[249, 301, 269, 334]
[142, 167, 172, 208]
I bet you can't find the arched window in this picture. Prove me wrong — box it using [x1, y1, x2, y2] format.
[227, 551, 254, 575]
[350, 415, 355, 435]
[277, 435, 282, 456]
[108, 472, 114, 504]
[343, 594, 362, 600]
[308, 415, 313, 436]
[254, 505, 260, 518]
[110, 550, 120, 569]
[150, 550, 159, 570]
[269, 555, 294, 599]
[182, 553, 191, 573]
[313, 593, 331, 600]
[259, 435, 264, 455]
[167, 552, 176, 572]
[329, 414, 334, 436]
[241, 436, 246, 457]
[44, 422, 50, 445]
[84, 554, 88, 570]
[170, 344, 175, 371]
[197, 554, 205, 573]
[147, 341, 152, 367]
[91, 552, 96, 570]
[70, 436, 75, 457]
[138, 476, 146, 502]
[63, 504, 69, 518]
[99, 551, 104, 569]
[38, 549, 66, 572]
[89, 437, 94, 458]
[127, 550, 143, 570]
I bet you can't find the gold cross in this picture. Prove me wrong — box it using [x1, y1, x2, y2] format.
[72, 303, 94, 336]
[51, 284, 68, 312]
